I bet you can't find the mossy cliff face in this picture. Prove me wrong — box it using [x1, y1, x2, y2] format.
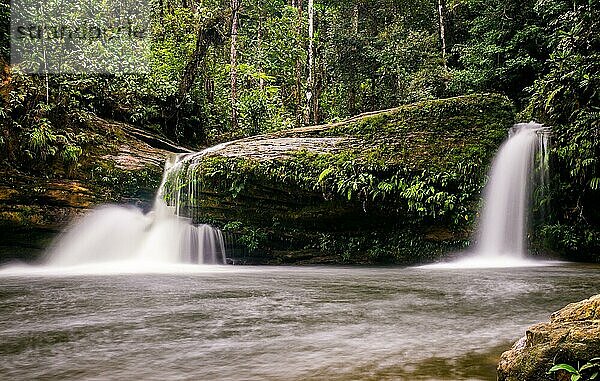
[498, 294, 600, 381]
[164, 93, 515, 264]
[0, 117, 178, 261]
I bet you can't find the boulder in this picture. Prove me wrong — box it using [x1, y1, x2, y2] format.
[162, 93, 516, 264]
[498, 294, 600, 381]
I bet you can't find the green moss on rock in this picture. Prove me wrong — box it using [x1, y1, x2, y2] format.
[164, 93, 515, 264]
[497, 294, 600, 381]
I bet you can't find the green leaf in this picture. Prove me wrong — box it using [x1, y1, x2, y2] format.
[571, 374, 581, 381]
[580, 362, 599, 371]
[318, 167, 334, 183]
[548, 364, 578, 374]
[545, 86, 564, 109]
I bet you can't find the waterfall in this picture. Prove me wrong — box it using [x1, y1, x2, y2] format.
[423, 122, 552, 268]
[158, 143, 229, 222]
[44, 149, 226, 268]
[475, 122, 550, 257]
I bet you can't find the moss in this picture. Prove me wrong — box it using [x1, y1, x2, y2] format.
[498, 295, 600, 381]
[163, 94, 515, 264]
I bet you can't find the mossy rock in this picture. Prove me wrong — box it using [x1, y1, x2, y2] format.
[498, 294, 600, 381]
[164, 93, 516, 264]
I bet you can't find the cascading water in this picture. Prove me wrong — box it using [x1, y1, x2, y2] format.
[158, 143, 229, 222]
[43, 149, 226, 269]
[475, 122, 550, 258]
[424, 122, 552, 268]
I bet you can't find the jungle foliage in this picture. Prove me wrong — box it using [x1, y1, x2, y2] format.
[0, 0, 599, 259]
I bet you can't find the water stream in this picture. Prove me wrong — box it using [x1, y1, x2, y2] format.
[475, 122, 550, 258]
[0, 264, 598, 380]
[42, 150, 226, 268]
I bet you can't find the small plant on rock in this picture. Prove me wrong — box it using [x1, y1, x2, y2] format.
[548, 358, 600, 381]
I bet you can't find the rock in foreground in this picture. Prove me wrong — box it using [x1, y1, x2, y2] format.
[498, 294, 600, 381]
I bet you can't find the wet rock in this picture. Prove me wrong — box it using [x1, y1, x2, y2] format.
[0, 117, 180, 261]
[498, 294, 600, 381]
[169, 94, 515, 264]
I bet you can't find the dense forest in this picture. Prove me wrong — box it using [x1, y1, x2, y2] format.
[0, 0, 598, 260]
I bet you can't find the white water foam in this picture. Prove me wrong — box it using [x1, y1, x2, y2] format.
[422, 254, 562, 269]
[1, 149, 227, 275]
[42, 203, 225, 267]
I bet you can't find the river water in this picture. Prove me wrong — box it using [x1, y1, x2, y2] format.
[0, 263, 598, 380]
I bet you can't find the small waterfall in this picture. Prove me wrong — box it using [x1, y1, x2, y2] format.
[475, 122, 550, 257]
[45, 148, 226, 268]
[423, 122, 552, 268]
[158, 143, 229, 223]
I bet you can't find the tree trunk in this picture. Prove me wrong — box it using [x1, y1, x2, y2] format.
[305, 0, 314, 125]
[258, 9, 264, 91]
[313, 49, 323, 123]
[178, 17, 222, 103]
[352, 2, 359, 35]
[230, 0, 241, 130]
[294, 0, 303, 126]
[173, 14, 223, 140]
[205, 68, 215, 105]
[438, 0, 447, 69]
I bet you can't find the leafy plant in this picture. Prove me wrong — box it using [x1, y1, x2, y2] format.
[548, 358, 600, 381]
[27, 123, 58, 160]
[61, 144, 82, 169]
[223, 221, 267, 252]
